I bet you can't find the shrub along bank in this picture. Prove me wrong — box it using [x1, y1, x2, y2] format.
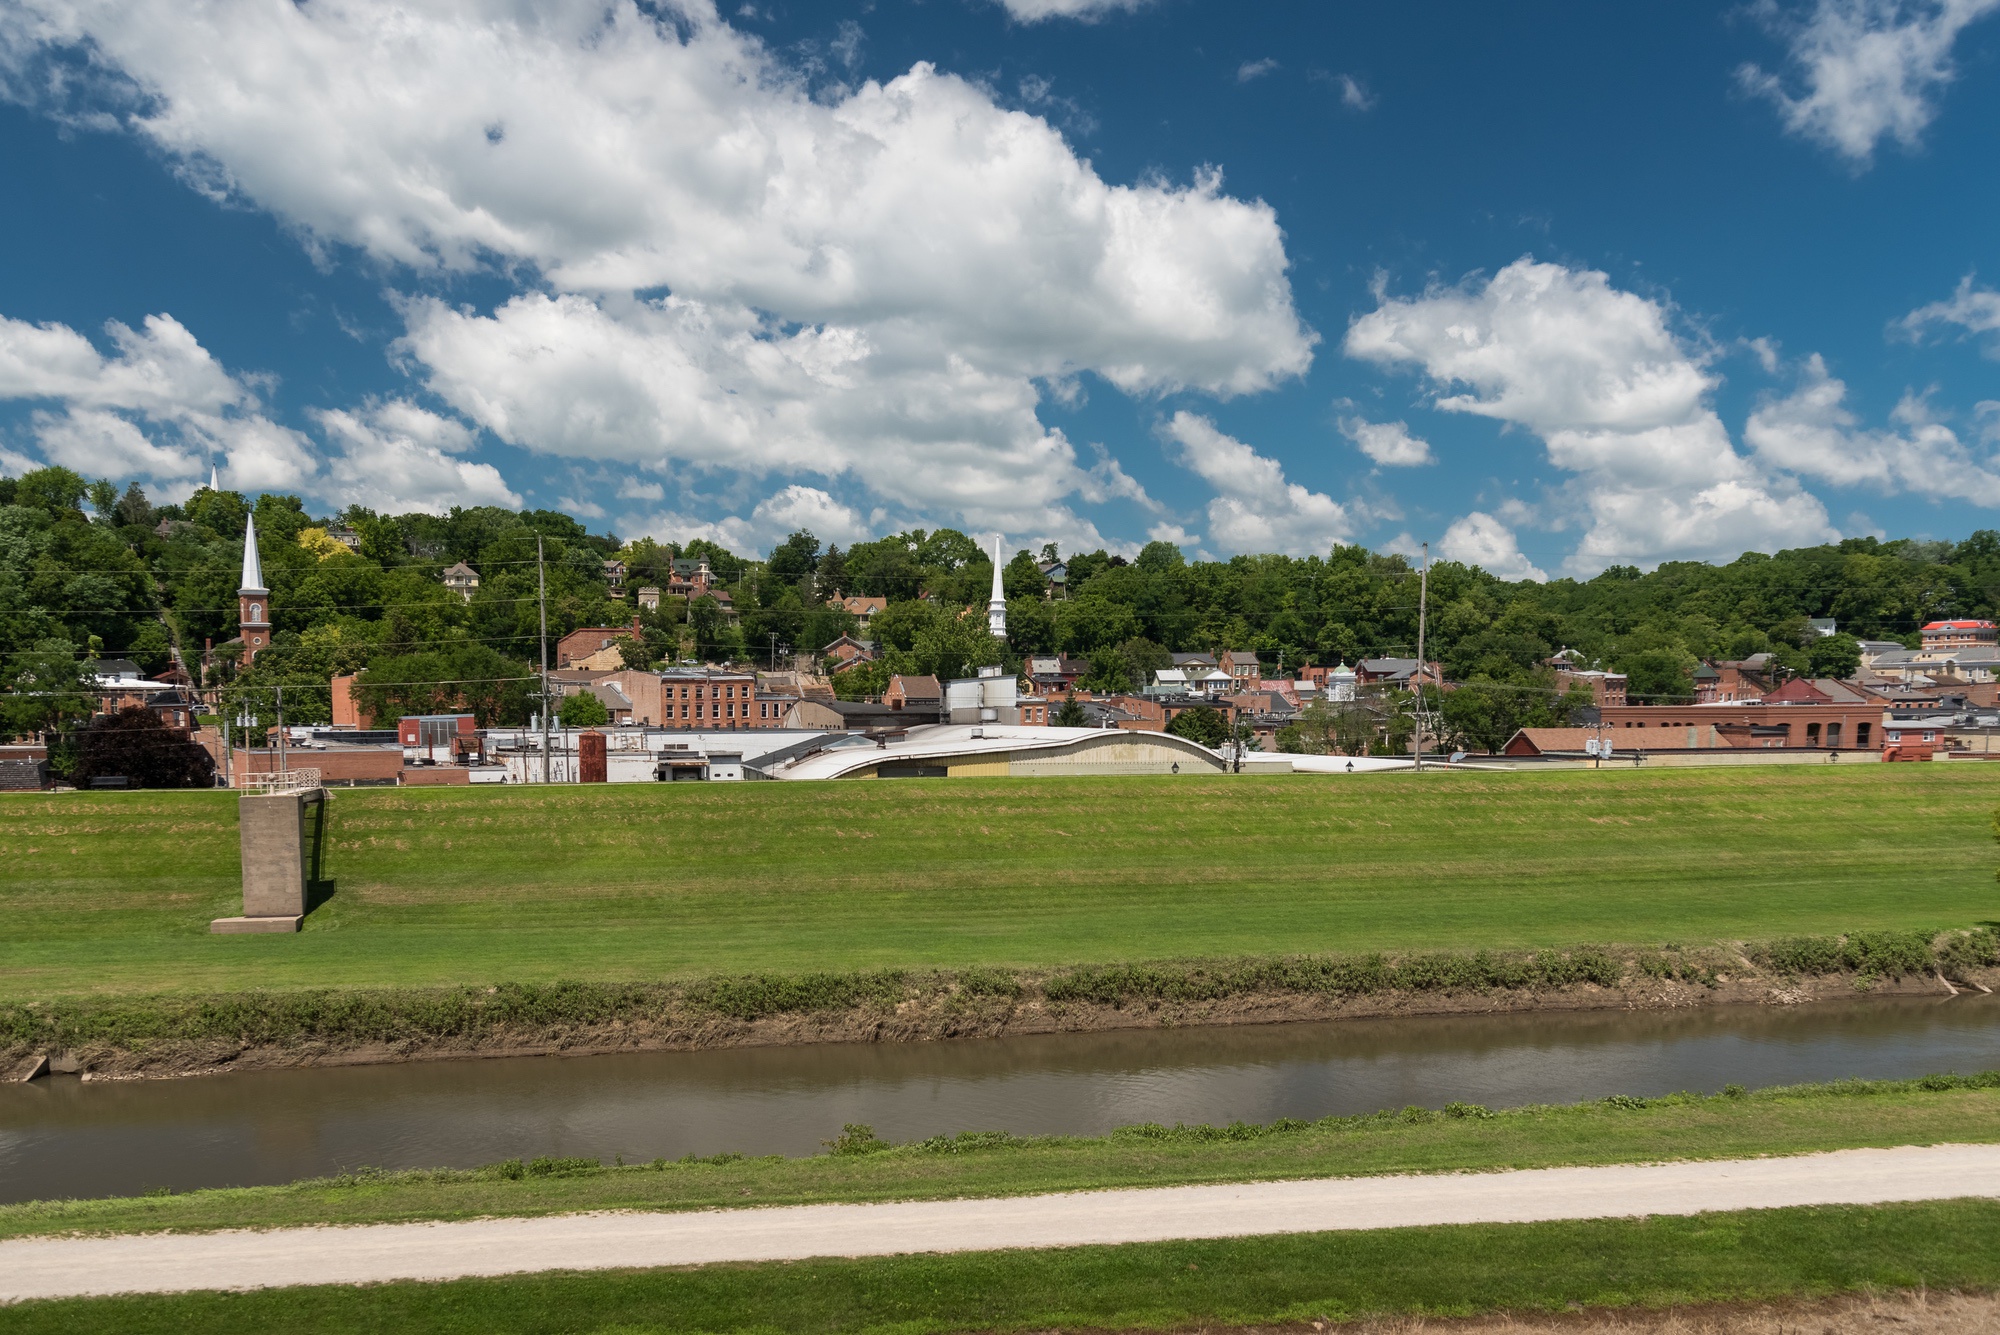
[4, 928, 1992, 1076]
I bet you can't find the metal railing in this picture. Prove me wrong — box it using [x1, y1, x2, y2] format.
[242, 767, 323, 795]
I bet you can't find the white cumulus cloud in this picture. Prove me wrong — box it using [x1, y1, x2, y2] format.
[1160, 411, 1353, 557]
[314, 401, 522, 514]
[1345, 257, 1835, 573]
[0, 0, 1312, 536]
[0, 311, 315, 492]
[1339, 417, 1434, 467]
[1739, 0, 2000, 164]
[1745, 355, 2000, 504]
[1440, 512, 1547, 582]
[1899, 274, 2000, 354]
[994, 0, 1154, 19]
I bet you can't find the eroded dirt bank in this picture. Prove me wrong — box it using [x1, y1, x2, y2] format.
[13, 935, 1996, 1082]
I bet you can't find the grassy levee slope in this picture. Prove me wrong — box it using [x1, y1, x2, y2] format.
[2, 766, 1995, 999]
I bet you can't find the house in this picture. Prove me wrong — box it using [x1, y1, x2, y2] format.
[1037, 559, 1067, 598]
[669, 558, 714, 598]
[1922, 620, 1997, 651]
[556, 621, 642, 669]
[326, 525, 360, 551]
[830, 594, 888, 625]
[1026, 655, 1088, 691]
[89, 660, 174, 715]
[1547, 654, 1627, 706]
[1856, 640, 1908, 667]
[637, 586, 661, 611]
[822, 635, 878, 668]
[885, 674, 943, 711]
[1170, 651, 1217, 670]
[603, 558, 628, 598]
[1808, 617, 1839, 637]
[1219, 649, 1262, 686]
[1702, 656, 1775, 703]
[442, 561, 479, 600]
[584, 680, 635, 726]
[1354, 658, 1441, 688]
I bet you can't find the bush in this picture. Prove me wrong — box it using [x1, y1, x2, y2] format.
[558, 691, 609, 728]
[71, 706, 216, 789]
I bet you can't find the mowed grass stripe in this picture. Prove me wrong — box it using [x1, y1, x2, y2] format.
[0, 766, 1993, 998]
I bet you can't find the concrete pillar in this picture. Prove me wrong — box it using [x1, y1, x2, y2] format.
[211, 792, 314, 933]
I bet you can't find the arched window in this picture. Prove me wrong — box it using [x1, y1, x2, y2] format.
[249, 603, 262, 620]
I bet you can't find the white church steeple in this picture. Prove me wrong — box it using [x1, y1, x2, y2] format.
[987, 535, 1007, 638]
[238, 511, 271, 666]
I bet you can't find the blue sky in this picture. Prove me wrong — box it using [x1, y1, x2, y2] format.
[1, 0, 1996, 578]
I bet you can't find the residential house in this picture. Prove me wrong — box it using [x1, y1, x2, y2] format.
[1808, 617, 1839, 637]
[1354, 658, 1441, 689]
[822, 635, 878, 668]
[1219, 649, 1262, 687]
[442, 561, 479, 601]
[884, 674, 943, 711]
[1169, 651, 1217, 670]
[325, 525, 360, 551]
[830, 594, 888, 625]
[603, 558, 628, 598]
[1702, 655, 1776, 703]
[669, 558, 714, 597]
[1547, 653, 1627, 706]
[88, 659, 175, 716]
[1025, 655, 1088, 692]
[584, 680, 635, 726]
[556, 620, 643, 670]
[1019, 697, 1050, 725]
[1037, 558, 1067, 598]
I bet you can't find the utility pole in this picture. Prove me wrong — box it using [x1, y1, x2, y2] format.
[276, 683, 287, 775]
[537, 534, 551, 784]
[1413, 541, 1429, 773]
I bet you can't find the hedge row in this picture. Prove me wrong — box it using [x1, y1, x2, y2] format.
[2, 929, 1992, 1055]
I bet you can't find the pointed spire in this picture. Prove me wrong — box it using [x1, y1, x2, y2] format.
[209, 463, 219, 493]
[987, 535, 1007, 638]
[240, 511, 267, 594]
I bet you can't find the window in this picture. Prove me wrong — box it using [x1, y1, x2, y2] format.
[1826, 723, 1842, 747]
[1806, 722, 1821, 746]
[1857, 722, 1871, 747]
[249, 603, 262, 620]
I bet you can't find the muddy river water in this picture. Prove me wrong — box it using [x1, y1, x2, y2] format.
[4, 994, 1998, 1204]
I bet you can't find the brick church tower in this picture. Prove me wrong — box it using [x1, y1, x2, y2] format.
[238, 511, 271, 667]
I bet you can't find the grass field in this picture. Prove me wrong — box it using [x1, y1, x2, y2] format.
[8, 1199, 1998, 1334]
[6, 1073, 1996, 1239]
[3, 765, 1997, 999]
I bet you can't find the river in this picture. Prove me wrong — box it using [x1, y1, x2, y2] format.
[3, 994, 1997, 1204]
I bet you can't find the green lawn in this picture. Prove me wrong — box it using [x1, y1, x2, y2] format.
[4, 765, 1996, 999]
[5, 1074, 1996, 1240]
[8, 1200, 1997, 1334]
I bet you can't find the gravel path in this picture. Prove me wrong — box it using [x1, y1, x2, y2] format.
[5, 1143, 1997, 1303]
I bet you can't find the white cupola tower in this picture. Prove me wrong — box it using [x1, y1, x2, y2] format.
[238, 511, 271, 666]
[987, 535, 1008, 638]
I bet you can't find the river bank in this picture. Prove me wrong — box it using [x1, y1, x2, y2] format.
[5, 929, 1995, 1081]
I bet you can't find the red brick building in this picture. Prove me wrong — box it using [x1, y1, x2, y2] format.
[1599, 702, 1877, 750]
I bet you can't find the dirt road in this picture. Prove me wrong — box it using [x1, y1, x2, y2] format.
[4, 1143, 1996, 1303]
